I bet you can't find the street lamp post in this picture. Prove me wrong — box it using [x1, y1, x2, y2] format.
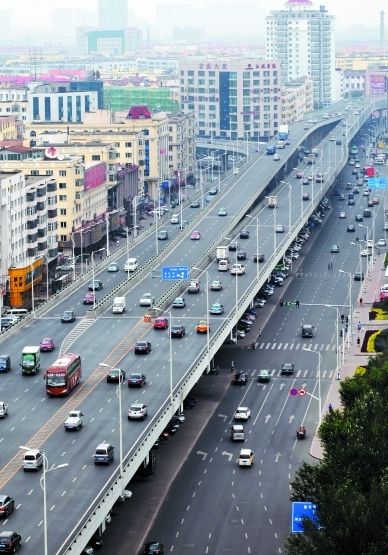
[302, 348, 322, 425]
[339, 269, 353, 349]
[154, 307, 174, 403]
[99, 363, 124, 476]
[125, 227, 130, 280]
[193, 268, 211, 373]
[105, 213, 110, 257]
[19, 446, 68, 555]
[30, 262, 35, 318]
[71, 233, 76, 281]
[246, 214, 259, 281]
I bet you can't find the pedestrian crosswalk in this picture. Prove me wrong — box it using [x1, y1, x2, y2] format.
[256, 342, 337, 352]
[246, 368, 334, 379]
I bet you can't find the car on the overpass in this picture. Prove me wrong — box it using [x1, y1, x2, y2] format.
[218, 207, 227, 216]
[106, 367, 126, 383]
[88, 279, 103, 291]
[275, 224, 284, 233]
[238, 448, 255, 467]
[296, 170, 303, 178]
[139, 293, 154, 307]
[302, 178, 309, 185]
[210, 303, 224, 315]
[61, 309, 76, 323]
[347, 224, 355, 232]
[157, 230, 169, 240]
[236, 251, 247, 261]
[190, 230, 201, 240]
[107, 262, 119, 272]
[239, 229, 250, 239]
[134, 341, 151, 355]
[208, 187, 217, 195]
[0, 531, 21, 553]
[188, 280, 200, 293]
[210, 279, 222, 291]
[228, 241, 239, 251]
[170, 325, 186, 338]
[153, 317, 169, 330]
[196, 320, 210, 334]
[0, 495, 14, 517]
[39, 337, 55, 352]
[253, 253, 265, 263]
[83, 292, 95, 305]
[128, 373, 146, 387]
[330, 244, 340, 253]
[190, 200, 200, 208]
[128, 403, 148, 420]
[172, 296, 185, 308]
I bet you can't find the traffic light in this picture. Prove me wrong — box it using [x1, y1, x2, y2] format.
[341, 314, 345, 322]
[345, 325, 348, 333]
[339, 330, 343, 337]
[280, 299, 284, 307]
[346, 316, 349, 324]
[296, 300, 300, 308]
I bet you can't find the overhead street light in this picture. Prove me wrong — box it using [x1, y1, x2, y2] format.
[302, 347, 322, 426]
[154, 306, 174, 404]
[19, 445, 68, 555]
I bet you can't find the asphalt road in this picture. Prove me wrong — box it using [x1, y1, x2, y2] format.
[124, 137, 387, 554]
[0, 102, 381, 554]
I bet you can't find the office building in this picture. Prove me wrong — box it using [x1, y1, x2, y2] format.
[78, 28, 142, 56]
[266, 2, 336, 108]
[98, 0, 128, 29]
[281, 77, 313, 125]
[27, 84, 98, 123]
[179, 58, 281, 140]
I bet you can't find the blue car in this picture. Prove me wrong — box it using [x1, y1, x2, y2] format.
[210, 303, 224, 315]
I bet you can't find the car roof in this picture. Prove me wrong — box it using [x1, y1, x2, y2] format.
[240, 449, 253, 455]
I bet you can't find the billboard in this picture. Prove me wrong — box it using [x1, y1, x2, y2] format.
[369, 74, 387, 95]
[84, 163, 107, 191]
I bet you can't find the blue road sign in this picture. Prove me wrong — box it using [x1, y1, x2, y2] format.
[162, 266, 189, 281]
[368, 176, 386, 189]
[291, 501, 319, 533]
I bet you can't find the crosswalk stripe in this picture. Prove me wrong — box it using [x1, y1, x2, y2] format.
[259, 342, 265, 349]
[284, 343, 288, 350]
[331, 344, 336, 351]
[271, 343, 276, 350]
[303, 370, 308, 377]
[265, 343, 271, 349]
[326, 344, 330, 351]
[296, 369, 302, 377]
[277, 343, 283, 350]
[295, 343, 300, 350]
[290, 343, 294, 350]
[320, 344, 325, 350]
[313, 344, 318, 350]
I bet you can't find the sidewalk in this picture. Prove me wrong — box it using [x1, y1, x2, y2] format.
[310, 251, 387, 459]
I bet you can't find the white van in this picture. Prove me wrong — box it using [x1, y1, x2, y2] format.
[23, 449, 43, 471]
[218, 259, 229, 271]
[5, 308, 28, 317]
[124, 258, 138, 272]
[170, 214, 180, 224]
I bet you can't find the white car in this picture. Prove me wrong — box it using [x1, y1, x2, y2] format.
[139, 293, 154, 307]
[238, 448, 255, 467]
[64, 410, 83, 430]
[275, 224, 284, 233]
[377, 239, 386, 247]
[230, 263, 246, 275]
[339, 211, 346, 219]
[361, 249, 370, 257]
[273, 153, 280, 161]
[0, 401, 8, 418]
[128, 403, 148, 420]
[329, 136, 336, 141]
[234, 406, 251, 421]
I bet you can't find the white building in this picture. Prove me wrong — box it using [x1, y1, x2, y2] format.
[343, 70, 365, 97]
[281, 77, 314, 124]
[266, 1, 336, 108]
[179, 58, 282, 140]
[27, 84, 98, 123]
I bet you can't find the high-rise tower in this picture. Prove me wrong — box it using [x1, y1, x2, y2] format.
[98, 0, 128, 29]
[266, 1, 335, 108]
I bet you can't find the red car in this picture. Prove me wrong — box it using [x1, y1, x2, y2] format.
[296, 171, 303, 179]
[153, 317, 169, 330]
[83, 293, 95, 305]
[39, 337, 55, 352]
[190, 230, 201, 240]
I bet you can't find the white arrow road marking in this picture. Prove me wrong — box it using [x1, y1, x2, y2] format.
[289, 414, 295, 423]
[196, 450, 208, 461]
[218, 413, 228, 421]
[222, 451, 233, 462]
[265, 414, 271, 423]
[275, 452, 282, 463]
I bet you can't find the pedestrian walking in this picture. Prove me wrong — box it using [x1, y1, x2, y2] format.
[336, 370, 340, 381]
[357, 322, 362, 331]
[357, 336, 361, 346]
[328, 403, 333, 414]
[230, 361, 235, 373]
[252, 341, 256, 351]
[258, 329, 262, 339]
[359, 297, 363, 306]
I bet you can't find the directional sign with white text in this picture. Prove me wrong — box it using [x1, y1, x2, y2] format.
[368, 176, 386, 189]
[161, 266, 189, 281]
[292, 501, 320, 533]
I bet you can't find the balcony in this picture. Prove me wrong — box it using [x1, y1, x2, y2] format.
[48, 209, 57, 219]
[26, 218, 38, 229]
[47, 180, 57, 193]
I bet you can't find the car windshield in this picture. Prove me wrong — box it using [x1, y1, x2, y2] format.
[130, 374, 141, 379]
[95, 449, 107, 455]
[46, 373, 66, 387]
[63, 311, 72, 317]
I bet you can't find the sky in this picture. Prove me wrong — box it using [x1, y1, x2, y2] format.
[0, 0, 386, 41]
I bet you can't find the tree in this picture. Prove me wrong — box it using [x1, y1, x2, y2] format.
[285, 354, 388, 554]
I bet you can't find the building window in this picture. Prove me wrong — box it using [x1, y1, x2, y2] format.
[60, 208, 67, 215]
[60, 221, 67, 228]
[92, 155, 101, 161]
[44, 97, 51, 121]
[67, 96, 73, 121]
[76, 95, 81, 123]
[58, 96, 64, 121]
[59, 195, 67, 201]
[59, 170, 66, 176]
[33, 97, 39, 120]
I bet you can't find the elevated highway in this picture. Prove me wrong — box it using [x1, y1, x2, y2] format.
[0, 96, 385, 554]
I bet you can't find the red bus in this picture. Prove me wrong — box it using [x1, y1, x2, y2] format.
[45, 353, 82, 396]
[363, 166, 375, 177]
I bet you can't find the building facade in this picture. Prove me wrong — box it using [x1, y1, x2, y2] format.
[281, 77, 314, 124]
[167, 112, 196, 174]
[27, 84, 98, 123]
[98, 0, 128, 29]
[179, 58, 282, 140]
[266, 2, 336, 108]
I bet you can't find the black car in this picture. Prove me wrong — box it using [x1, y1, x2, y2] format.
[347, 224, 355, 232]
[88, 280, 103, 291]
[0, 531, 21, 553]
[281, 362, 295, 375]
[61, 309, 76, 323]
[253, 253, 265, 263]
[239, 229, 250, 239]
[228, 241, 239, 251]
[170, 325, 186, 338]
[115, 228, 128, 238]
[354, 272, 364, 281]
[236, 251, 247, 261]
[144, 542, 164, 554]
[106, 368, 126, 383]
[134, 341, 151, 354]
[0, 495, 14, 517]
[128, 373, 146, 387]
[232, 372, 248, 385]
[348, 199, 355, 206]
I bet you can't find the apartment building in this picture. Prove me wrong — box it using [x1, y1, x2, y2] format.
[266, 3, 336, 108]
[0, 116, 18, 140]
[0, 169, 58, 307]
[0, 87, 28, 122]
[179, 58, 282, 140]
[167, 112, 196, 175]
[281, 77, 314, 124]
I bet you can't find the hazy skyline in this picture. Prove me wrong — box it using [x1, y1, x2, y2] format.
[0, 0, 386, 41]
